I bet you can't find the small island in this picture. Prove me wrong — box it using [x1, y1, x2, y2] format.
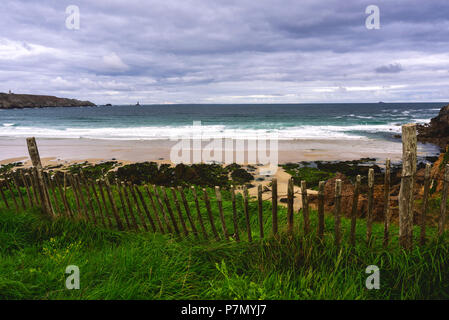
[0, 92, 96, 109]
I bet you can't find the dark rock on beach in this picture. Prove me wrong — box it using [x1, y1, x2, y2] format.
[0, 92, 95, 109]
[417, 104, 449, 149]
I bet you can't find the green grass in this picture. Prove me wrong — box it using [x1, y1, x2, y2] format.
[1, 183, 449, 299]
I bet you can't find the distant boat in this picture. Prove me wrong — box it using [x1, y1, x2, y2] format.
[136, 101, 140, 106]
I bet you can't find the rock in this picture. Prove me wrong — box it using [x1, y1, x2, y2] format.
[417, 104, 449, 149]
[0, 92, 95, 109]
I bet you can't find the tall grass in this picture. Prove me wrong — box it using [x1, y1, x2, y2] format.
[0, 183, 448, 299]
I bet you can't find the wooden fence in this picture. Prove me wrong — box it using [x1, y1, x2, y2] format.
[1, 125, 448, 249]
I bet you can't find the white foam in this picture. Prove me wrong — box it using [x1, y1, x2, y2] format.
[0, 123, 404, 141]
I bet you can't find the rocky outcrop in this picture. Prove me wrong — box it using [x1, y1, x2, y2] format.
[417, 104, 449, 149]
[0, 93, 95, 109]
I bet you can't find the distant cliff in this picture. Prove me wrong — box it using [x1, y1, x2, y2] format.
[417, 104, 449, 149]
[0, 93, 96, 109]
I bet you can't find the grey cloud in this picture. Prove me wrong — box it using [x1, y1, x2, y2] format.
[375, 63, 404, 74]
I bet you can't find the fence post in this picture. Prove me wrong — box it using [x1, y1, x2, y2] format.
[5, 177, 19, 213]
[215, 186, 229, 240]
[420, 163, 431, 245]
[191, 186, 208, 239]
[171, 187, 189, 236]
[243, 185, 252, 242]
[26, 137, 54, 218]
[137, 185, 157, 232]
[0, 180, 10, 209]
[438, 164, 449, 236]
[178, 186, 198, 238]
[301, 180, 310, 235]
[287, 178, 294, 234]
[231, 185, 240, 241]
[350, 175, 361, 246]
[146, 185, 165, 233]
[90, 180, 106, 227]
[116, 180, 132, 230]
[272, 178, 278, 237]
[318, 181, 325, 240]
[161, 186, 180, 235]
[122, 182, 139, 231]
[399, 123, 417, 250]
[129, 183, 148, 232]
[383, 160, 391, 247]
[334, 179, 342, 247]
[367, 168, 374, 244]
[203, 188, 220, 241]
[258, 184, 264, 239]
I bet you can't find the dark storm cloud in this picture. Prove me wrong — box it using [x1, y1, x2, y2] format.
[0, 0, 448, 103]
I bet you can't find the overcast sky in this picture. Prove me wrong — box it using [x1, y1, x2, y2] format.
[1, 0, 449, 104]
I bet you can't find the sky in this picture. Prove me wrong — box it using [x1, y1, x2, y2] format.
[1, 0, 449, 105]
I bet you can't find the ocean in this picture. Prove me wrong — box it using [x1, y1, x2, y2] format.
[0, 102, 445, 141]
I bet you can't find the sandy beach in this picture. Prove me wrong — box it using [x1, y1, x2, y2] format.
[0, 137, 439, 165]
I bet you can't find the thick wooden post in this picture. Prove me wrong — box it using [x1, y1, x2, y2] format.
[215, 186, 229, 240]
[287, 178, 294, 234]
[334, 179, 342, 246]
[350, 175, 361, 246]
[243, 186, 252, 242]
[399, 123, 417, 249]
[178, 186, 198, 238]
[257, 184, 264, 239]
[301, 180, 310, 235]
[191, 186, 208, 239]
[26, 137, 54, 217]
[318, 181, 325, 240]
[438, 164, 449, 236]
[203, 188, 220, 241]
[231, 185, 240, 241]
[272, 178, 278, 237]
[383, 160, 391, 247]
[420, 163, 431, 245]
[366, 168, 374, 244]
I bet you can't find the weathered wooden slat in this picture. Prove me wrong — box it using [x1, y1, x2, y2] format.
[366, 168, 374, 244]
[80, 174, 97, 226]
[383, 160, 391, 247]
[243, 186, 252, 242]
[171, 187, 189, 236]
[350, 175, 361, 246]
[438, 164, 449, 237]
[178, 186, 198, 238]
[129, 183, 148, 232]
[257, 184, 264, 239]
[287, 178, 294, 234]
[136, 185, 157, 232]
[272, 178, 278, 237]
[334, 179, 342, 247]
[152, 185, 173, 234]
[103, 179, 124, 230]
[116, 180, 132, 230]
[121, 181, 139, 231]
[5, 177, 19, 213]
[301, 180, 310, 235]
[203, 188, 220, 241]
[12, 173, 26, 210]
[20, 170, 33, 207]
[70, 174, 83, 219]
[420, 163, 431, 245]
[215, 186, 229, 240]
[318, 181, 325, 240]
[161, 186, 180, 235]
[97, 179, 114, 228]
[145, 185, 165, 234]
[231, 185, 240, 242]
[74, 174, 90, 221]
[191, 186, 208, 239]
[90, 180, 107, 227]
